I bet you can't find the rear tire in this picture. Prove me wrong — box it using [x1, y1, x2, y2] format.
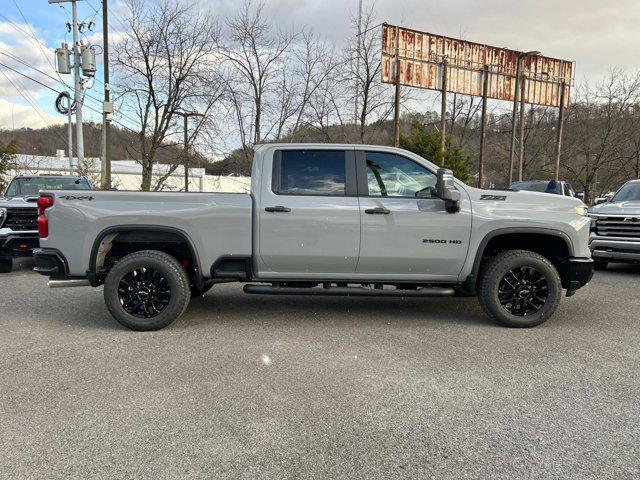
[593, 261, 608, 271]
[0, 258, 12, 273]
[478, 249, 562, 328]
[103, 250, 191, 331]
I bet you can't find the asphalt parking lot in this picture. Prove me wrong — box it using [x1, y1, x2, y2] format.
[1, 259, 639, 479]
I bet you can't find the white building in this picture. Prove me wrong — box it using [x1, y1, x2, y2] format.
[4, 153, 250, 193]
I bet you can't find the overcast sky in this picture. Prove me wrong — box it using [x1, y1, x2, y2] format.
[0, 0, 638, 131]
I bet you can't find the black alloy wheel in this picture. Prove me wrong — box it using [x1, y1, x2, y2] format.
[117, 267, 172, 318]
[477, 249, 562, 328]
[497, 266, 549, 316]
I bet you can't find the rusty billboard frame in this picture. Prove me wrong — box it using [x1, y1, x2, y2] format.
[381, 24, 574, 107]
[381, 23, 575, 185]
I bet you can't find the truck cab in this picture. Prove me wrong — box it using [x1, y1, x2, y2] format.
[34, 144, 593, 330]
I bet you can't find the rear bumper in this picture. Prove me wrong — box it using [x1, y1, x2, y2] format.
[589, 237, 640, 263]
[33, 248, 69, 277]
[0, 231, 39, 258]
[565, 257, 594, 296]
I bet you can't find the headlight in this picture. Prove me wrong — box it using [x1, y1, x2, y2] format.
[0, 207, 6, 228]
[574, 206, 588, 216]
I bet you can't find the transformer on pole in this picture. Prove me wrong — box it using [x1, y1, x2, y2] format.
[50, 0, 92, 172]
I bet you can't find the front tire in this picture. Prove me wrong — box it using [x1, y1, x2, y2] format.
[478, 249, 562, 328]
[103, 250, 191, 331]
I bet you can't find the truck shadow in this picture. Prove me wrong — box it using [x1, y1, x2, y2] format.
[184, 288, 494, 330]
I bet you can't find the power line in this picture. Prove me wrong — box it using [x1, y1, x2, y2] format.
[10, 0, 69, 90]
[0, 70, 68, 144]
[0, 60, 137, 134]
[0, 49, 140, 128]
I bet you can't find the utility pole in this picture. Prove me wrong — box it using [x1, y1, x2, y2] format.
[176, 112, 204, 192]
[51, 0, 96, 174]
[393, 25, 401, 147]
[66, 92, 73, 172]
[100, 0, 112, 189]
[70, 0, 84, 165]
[508, 50, 540, 185]
[440, 58, 448, 163]
[518, 76, 527, 181]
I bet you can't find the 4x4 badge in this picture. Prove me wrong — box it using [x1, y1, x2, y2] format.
[59, 195, 94, 201]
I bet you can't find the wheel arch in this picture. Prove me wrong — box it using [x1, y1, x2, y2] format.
[469, 228, 575, 291]
[87, 225, 203, 287]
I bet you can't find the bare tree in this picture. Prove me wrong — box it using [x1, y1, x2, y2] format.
[349, 2, 393, 142]
[561, 71, 640, 202]
[217, 1, 295, 159]
[115, 0, 219, 191]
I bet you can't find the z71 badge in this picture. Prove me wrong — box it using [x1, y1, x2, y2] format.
[480, 194, 507, 201]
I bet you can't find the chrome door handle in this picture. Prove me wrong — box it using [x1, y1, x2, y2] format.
[265, 205, 291, 213]
[365, 207, 390, 215]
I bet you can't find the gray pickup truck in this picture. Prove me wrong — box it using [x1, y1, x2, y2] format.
[34, 144, 593, 330]
[588, 179, 640, 270]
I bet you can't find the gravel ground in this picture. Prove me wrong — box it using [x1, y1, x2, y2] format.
[1, 258, 639, 479]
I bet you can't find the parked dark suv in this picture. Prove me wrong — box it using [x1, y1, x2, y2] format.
[0, 175, 92, 273]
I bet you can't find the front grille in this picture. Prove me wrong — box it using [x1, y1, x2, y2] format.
[4, 207, 38, 231]
[595, 216, 640, 238]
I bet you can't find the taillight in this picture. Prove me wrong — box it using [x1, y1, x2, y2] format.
[37, 195, 54, 238]
[37, 196, 54, 216]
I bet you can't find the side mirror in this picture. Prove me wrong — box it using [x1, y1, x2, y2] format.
[576, 192, 585, 201]
[436, 168, 461, 213]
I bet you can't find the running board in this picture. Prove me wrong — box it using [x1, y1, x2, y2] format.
[243, 284, 455, 297]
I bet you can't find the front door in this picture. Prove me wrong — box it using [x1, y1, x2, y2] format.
[356, 150, 472, 280]
[257, 148, 360, 276]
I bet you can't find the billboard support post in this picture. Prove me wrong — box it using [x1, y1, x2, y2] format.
[440, 58, 448, 163]
[555, 81, 566, 180]
[393, 25, 401, 147]
[518, 74, 527, 181]
[508, 57, 522, 185]
[478, 64, 489, 188]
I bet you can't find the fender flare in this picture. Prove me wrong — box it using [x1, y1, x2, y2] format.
[87, 225, 202, 287]
[469, 227, 574, 279]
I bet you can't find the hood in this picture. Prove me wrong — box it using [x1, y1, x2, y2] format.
[0, 196, 38, 207]
[467, 185, 584, 208]
[589, 200, 640, 215]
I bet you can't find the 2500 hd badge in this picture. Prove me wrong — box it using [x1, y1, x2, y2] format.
[423, 239, 463, 244]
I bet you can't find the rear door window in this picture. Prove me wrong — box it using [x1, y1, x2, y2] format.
[274, 150, 347, 196]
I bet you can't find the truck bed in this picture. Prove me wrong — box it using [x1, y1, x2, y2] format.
[39, 190, 253, 277]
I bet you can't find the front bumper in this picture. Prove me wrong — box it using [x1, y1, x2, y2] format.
[564, 257, 594, 296]
[0, 230, 39, 259]
[589, 236, 640, 263]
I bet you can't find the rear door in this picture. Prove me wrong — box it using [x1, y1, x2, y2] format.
[257, 148, 360, 276]
[356, 150, 472, 279]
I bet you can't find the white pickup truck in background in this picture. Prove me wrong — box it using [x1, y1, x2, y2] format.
[33, 144, 593, 330]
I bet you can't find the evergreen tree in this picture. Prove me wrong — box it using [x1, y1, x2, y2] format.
[0, 140, 17, 193]
[400, 121, 472, 184]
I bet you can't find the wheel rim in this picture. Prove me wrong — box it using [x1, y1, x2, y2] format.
[498, 266, 549, 317]
[117, 267, 171, 318]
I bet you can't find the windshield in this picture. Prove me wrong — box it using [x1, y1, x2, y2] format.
[511, 181, 561, 194]
[4, 177, 92, 197]
[611, 182, 640, 202]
